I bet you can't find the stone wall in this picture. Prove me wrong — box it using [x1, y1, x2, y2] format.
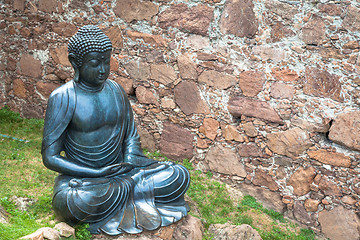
[1, 0, 360, 238]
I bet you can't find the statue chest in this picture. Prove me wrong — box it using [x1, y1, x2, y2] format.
[68, 86, 123, 145]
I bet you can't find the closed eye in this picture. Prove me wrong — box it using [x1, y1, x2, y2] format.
[88, 59, 100, 67]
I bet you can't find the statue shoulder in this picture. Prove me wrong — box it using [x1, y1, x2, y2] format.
[107, 79, 126, 95]
[48, 81, 75, 101]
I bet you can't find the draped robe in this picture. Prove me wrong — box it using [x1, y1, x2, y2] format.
[41, 80, 190, 235]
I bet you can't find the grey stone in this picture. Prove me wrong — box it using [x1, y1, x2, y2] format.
[172, 215, 203, 240]
[10, 196, 36, 211]
[0, 206, 8, 224]
[208, 223, 262, 240]
[54, 222, 75, 238]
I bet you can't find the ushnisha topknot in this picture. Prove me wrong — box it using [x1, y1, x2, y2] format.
[68, 25, 112, 67]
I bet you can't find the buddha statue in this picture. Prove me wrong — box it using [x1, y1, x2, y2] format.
[41, 25, 190, 235]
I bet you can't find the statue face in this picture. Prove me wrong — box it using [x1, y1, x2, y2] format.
[78, 51, 111, 87]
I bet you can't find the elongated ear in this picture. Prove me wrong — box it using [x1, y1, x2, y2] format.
[68, 53, 78, 69]
[68, 53, 79, 82]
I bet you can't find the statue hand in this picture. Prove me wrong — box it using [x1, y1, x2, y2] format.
[101, 163, 134, 178]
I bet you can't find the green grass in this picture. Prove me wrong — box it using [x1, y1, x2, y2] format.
[75, 224, 92, 240]
[0, 107, 316, 240]
[0, 107, 57, 240]
[183, 161, 316, 240]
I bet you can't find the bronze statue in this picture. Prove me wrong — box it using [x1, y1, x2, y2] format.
[41, 25, 190, 235]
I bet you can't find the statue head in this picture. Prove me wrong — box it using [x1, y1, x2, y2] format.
[68, 25, 112, 83]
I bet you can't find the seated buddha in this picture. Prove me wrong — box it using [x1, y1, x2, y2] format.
[41, 25, 190, 235]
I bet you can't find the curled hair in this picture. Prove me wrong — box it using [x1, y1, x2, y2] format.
[68, 25, 112, 67]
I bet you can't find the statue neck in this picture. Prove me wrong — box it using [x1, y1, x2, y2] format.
[76, 80, 105, 93]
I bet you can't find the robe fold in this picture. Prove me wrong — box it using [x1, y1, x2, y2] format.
[42, 80, 190, 235]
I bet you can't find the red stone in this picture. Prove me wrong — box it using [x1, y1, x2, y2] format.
[160, 122, 193, 160]
[252, 169, 278, 191]
[308, 149, 351, 167]
[228, 96, 283, 124]
[12, 79, 27, 99]
[271, 67, 299, 82]
[135, 86, 159, 106]
[342, 6, 360, 32]
[301, 15, 326, 46]
[318, 176, 342, 197]
[36, 82, 60, 99]
[319, 206, 360, 240]
[293, 201, 314, 225]
[22, 103, 44, 119]
[222, 125, 244, 142]
[237, 143, 263, 158]
[343, 40, 359, 49]
[219, 0, 258, 38]
[304, 199, 320, 212]
[38, 0, 58, 13]
[174, 81, 210, 116]
[270, 21, 295, 42]
[304, 67, 343, 102]
[238, 71, 265, 97]
[20, 27, 31, 38]
[177, 54, 197, 80]
[52, 22, 77, 37]
[114, 77, 134, 96]
[264, 1, 297, 21]
[150, 64, 177, 85]
[205, 145, 246, 177]
[137, 127, 156, 153]
[328, 111, 360, 151]
[105, 26, 123, 49]
[7, 57, 17, 71]
[114, 0, 159, 22]
[51, 46, 71, 67]
[267, 128, 312, 159]
[270, 82, 294, 99]
[12, 0, 25, 11]
[124, 60, 150, 81]
[19, 54, 42, 78]
[198, 70, 237, 90]
[127, 31, 167, 47]
[199, 118, 219, 141]
[288, 167, 316, 196]
[318, 3, 343, 16]
[158, 3, 214, 36]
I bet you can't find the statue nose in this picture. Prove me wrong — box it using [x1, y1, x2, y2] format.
[99, 63, 106, 74]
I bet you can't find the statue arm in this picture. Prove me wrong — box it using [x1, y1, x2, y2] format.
[42, 134, 111, 177]
[121, 89, 156, 167]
